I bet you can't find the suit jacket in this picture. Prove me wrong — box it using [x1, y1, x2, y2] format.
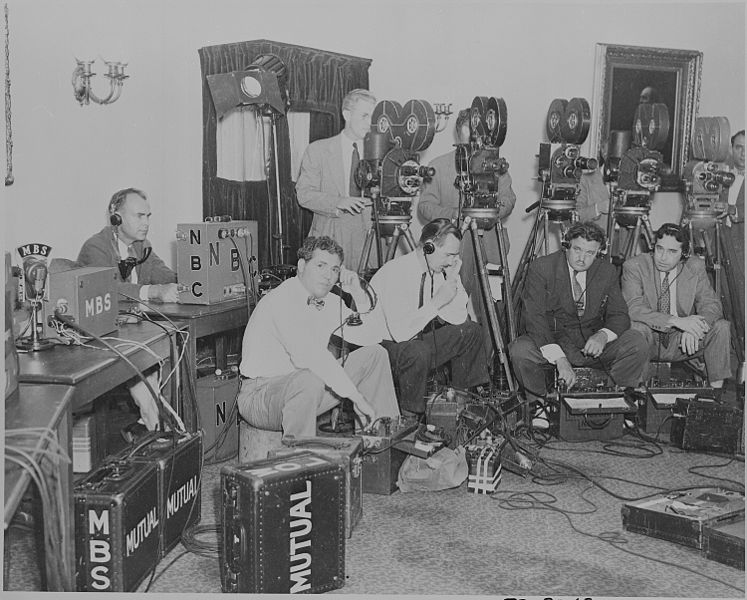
[621, 253, 723, 334]
[522, 250, 630, 351]
[295, 132, 371, 269]
[76, 226, 176, 300]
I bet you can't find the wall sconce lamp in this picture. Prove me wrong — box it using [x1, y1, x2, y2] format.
[72, 58, 128, 106]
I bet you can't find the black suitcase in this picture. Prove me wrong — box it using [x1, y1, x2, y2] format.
[113, 431, 202, 557]
[702, 519, 745, 569]
[74, 458, 160, 591]
[669, 397, 742, 454]
[622, 487, 745, 549]
[220, 452, 346, 593]
[558, 393, 635, 441]
[269, 435, 363, 538]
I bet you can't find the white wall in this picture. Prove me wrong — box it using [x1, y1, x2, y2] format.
[3, 0, 745, 274]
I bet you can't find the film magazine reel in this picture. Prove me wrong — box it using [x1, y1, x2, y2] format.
[455, 95, 509, 230]
[355, 99, 450, 273]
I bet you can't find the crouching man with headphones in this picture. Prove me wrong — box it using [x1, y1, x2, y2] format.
[77, 188, 179, 441]
[509, 221, 648, 427]
[364, 218, 490, 418]
[621, 223, 736, 399]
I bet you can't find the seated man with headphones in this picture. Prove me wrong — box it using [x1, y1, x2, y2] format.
[364, 218, 490, 417]
[509, 221, 648, 427]
[621, 223, 735, 397]
[77, 187, 179, 441]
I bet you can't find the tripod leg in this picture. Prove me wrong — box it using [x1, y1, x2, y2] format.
[386, 229, 401, 262]
[402, 227, 417, 253]
[713, 224, 722, 297]
[357, 227, 376, 276]
[511, 208, 543, 302]
[494, 222, 517, 342]
[640, 215, 655, 253]
[468, 220, 516, 392]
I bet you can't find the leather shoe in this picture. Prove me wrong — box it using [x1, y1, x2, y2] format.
[121, 421, 149, 444]
[531, 405, 550, 430]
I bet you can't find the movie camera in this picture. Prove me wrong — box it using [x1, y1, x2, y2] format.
[356, 99, 450, 272]
[605, 102, 670, 231]
[455, 96, 510, 230]
[536, 97, 597, 221]
[681, 116, 736, 231]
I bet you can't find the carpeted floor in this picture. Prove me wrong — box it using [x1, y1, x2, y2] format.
[4, 431, 745, 597]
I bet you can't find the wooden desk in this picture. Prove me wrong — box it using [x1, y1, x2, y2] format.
[4, 384, 74, 591]
[18, 321, 176, 411]
[144, 299, 250, 428]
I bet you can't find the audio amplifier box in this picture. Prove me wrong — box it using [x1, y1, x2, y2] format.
[425, 387, 470, 448]
[638, 388, 714, 435]
[669, 397, 743, 454]
[176, 220, 258, 305]
[43, 266, 118, 339]
[74, 458, 160, 592]
[358, 416, 419, 495]
[558, 393, 635, 442]
[195, 372, 240, 462]
[220, 452, 346, 594]
[702, 519, 745, 570]
[268, 435, 363, 539]
[112, 431, 202, 558]
[621, 488, 745, 550]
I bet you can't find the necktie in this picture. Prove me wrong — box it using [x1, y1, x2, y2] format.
[307, 296, 325, 310]
[572, 271, 585, 316]
[657, 272, 671, 347]
[349, 142, 360, 197]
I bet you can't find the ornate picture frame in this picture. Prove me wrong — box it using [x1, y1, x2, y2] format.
[589, 43, 703, 191]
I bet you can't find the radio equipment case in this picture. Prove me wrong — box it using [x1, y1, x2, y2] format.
[637, 388, 713, 435]
[72, 413, 100, 473]
[74, 457, 160, 591]
[669, 397, 742, 454]
[176, 219, 258, 305]
[557, 393, 635, 441]
[43, 266, 118, 338]
[622, 487, 745, 549]
[358, 416, 419, 495]
[220, 452, 346, 593]
[702, 519, 745, 570]
[268, 435, 363, 538]
[112, 431, 202, 558]
[196, 371, 239, 462]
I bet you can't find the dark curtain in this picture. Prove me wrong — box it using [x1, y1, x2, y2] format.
[199, 40, 371, 268]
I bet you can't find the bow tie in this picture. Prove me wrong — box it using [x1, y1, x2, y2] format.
[307, 296, 325, 310]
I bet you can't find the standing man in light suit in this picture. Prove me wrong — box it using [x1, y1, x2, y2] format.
[296, 89, 377, 270]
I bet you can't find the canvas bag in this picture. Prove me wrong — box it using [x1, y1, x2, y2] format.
[396, 446, 468, 492]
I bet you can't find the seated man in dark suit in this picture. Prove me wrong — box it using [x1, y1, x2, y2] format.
[621, 223, 735, 398]
[77, 187, 179, 441]
[509, 221, 648, 426]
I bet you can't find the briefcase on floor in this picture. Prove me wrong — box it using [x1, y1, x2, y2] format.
[268, 435, 363, 538]
[113, 431, 202, 557]
[74, 458, 160, 592]
[702, 519, 745, 570]
[558, 393, 635, 441]
[669, 397, 742, 454]
[220, 452, 346, 593]
[622, 487, 745, 549]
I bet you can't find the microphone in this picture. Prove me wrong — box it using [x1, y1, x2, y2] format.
[23, 258, 48, 297]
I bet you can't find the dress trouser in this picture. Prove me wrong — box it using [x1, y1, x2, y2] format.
[631, 318, 734, 383]
[381, 320, 490, 414]
[509, 329, 649, 404]
[237, 345, 400, 438]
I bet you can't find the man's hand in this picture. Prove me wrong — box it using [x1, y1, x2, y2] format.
[679, 331, 700, 355]
[432, 278, 458, 309]
[351, 395, 376, 429]
[582, 330, 608, 359]
[670, 315, 710, 338]
[338, 266, 362, 293]
[336, 196, 369, 215]
[149, 283, 179, 303]
[443, 257, 462, 282]
[556, 357, 576, 390]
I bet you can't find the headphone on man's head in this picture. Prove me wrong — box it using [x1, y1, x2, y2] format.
[654, 223, 690, 260]
[421, 218, 461, 255]
[560, 221, 607, 256]
[108, 188, 146, 228]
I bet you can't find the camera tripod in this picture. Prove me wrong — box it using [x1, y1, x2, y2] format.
[681, 211, 745, 363]
[461, 214, 516, 392]
[357, 196, 416, 276]
[605, 190, 655, 265]
[511, 197, 578, 317]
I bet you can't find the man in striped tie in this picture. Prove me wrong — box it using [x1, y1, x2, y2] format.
[621, 223, 736, 400]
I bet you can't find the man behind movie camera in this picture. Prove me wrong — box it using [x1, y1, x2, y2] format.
[76, 187, 179, 441]
[621, 223, 736, 399]
[510, 221, 648, 425]
[296, 89, 377, 270]
[237, 236, 400, 438]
